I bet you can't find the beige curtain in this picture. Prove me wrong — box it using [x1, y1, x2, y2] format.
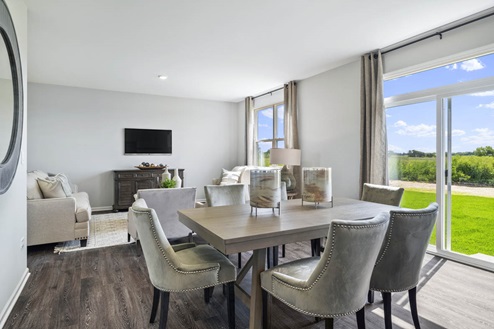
[284, 81, 300, 149]
[360, 51, 387, 197]
[245, 96, 255, 165]
[284, 81, 301, 195]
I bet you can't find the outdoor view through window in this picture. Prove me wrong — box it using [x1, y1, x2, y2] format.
[256, 103, 285, 166]
[385, 52, 494, 262]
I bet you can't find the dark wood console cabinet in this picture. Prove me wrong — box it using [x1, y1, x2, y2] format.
[113, 168, 184, 211]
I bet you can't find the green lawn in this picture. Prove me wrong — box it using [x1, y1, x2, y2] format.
[401, 189, 494, 256]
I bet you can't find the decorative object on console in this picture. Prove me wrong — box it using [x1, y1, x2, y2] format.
[161, 178, 176, 188]
[302, 167, 333, 208]
[135, 161, 166, 170]
[172, 168, 182, 187]
[269, 148, 301, 193]
[249, 169, 281, 215]
[162, 166, 171, 181]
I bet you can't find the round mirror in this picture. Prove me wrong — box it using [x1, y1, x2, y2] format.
[0, 33, 13, 162]
[0, 2, 23, 195]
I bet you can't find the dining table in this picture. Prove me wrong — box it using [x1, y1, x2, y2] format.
[178, 197, 400, 329]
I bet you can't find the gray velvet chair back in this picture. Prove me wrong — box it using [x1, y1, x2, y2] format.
[361, 183, 404, 206]
[131, 198, 184, 291]
[204, 184, 246, 207]
[137, 187, 196, 240]
[370, 202, 438, 292]
[290, 213, 389, 315]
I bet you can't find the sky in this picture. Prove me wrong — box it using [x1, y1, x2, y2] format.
[385, 52, 494, 154]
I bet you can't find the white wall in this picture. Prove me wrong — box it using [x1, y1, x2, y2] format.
[27, 84, 240, 207]
[298, 62, 361, 198]
[0, 0, 28, 326]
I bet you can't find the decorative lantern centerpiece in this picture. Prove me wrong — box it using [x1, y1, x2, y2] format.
[250, 169, 281, 215]
[302, 167, 332, 208]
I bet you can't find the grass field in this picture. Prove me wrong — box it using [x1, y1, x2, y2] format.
[401, 189, 494, 256]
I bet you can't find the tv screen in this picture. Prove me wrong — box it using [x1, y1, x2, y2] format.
[124, 128, 172, 154]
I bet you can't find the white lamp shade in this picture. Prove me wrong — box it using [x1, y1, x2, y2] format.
[270, 148, 301, 166]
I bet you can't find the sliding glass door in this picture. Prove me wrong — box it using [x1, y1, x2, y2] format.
[384, 51, 494, 269]
[441, 90, 494, 262]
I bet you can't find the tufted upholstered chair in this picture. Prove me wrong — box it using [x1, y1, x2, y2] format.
[131, 199, 236, 329]
[128, 187, 196, 244]
[361, 183, 405, 206]
[369, 202, 438, 329]
[261, 212, 390, 329]
[204, 184, 246, 268]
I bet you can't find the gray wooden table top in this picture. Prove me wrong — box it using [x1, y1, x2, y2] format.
[178, 197, 399, 254]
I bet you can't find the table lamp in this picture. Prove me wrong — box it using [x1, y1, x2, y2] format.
[269, 148, 301, 193]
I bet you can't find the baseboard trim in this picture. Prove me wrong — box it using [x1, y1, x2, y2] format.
[0, 268, 30, 328]
[92, 206, 113, 212]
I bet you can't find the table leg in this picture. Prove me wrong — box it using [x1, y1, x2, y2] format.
[249, 248, 266, 329]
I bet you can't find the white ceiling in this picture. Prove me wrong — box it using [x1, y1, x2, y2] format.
[25, 1, 494, 102]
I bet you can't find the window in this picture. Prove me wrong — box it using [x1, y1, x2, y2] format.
[255, 103, 285, 166]
[385, 50, 494, 269]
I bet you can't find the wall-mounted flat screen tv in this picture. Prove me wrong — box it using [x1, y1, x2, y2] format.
[124, 128, 172, 154]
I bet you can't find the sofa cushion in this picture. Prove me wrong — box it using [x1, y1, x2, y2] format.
[37, 173, 73, 198]
[220, 168, 243, 185]
[73, 192, 91, 223]
[27, 171, 47, 200]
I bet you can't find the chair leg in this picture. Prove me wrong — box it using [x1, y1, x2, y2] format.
[127, 233, 131, 242]
[368, 290, 374, 303]
[262, 290, 272, 329]
[409, 287, 421, 329]
[150, 287, 160, 323]
[382, 292, 392, 329]
[80, 239, 87, 247]
[272, 246, 279, 267]
[281, 244, 285, 257]
[266, 247, 271, 268]
[325, 317, 334, 329]
[226, 282, 235, 329]
[237, 252, 242, 268]
[159, 290, 170, 329]
[356, 307, 366, 329]
[204, 286, 214, 303]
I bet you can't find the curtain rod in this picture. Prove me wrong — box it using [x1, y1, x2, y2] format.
[380, 10, 494, 56]
[252, 86, 284, 100]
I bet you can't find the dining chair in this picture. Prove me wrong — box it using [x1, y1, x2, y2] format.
[369, 202, 438, 329]
[204, 184, 247, 268]
[128, 187, 197, 244]
[361, 183, 405, 206]
[131, 198, 236, 329]
[261, 212, 390, 329]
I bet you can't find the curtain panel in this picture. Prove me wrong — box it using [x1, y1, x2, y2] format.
[284, 81, 300, 149]
[360, 51, 387, 197]
[245, 96, 255, 165]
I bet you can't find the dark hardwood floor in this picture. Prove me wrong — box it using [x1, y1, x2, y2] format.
[5, 241, 494, 329]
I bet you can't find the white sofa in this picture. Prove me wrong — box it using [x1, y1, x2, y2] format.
[27, 170, 92, 246]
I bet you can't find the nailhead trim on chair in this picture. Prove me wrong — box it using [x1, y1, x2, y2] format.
[134, 209, 235, 293]
[269, 221, 388, 318]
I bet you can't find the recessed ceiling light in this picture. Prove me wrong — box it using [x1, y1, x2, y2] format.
[158, 75, 168, 80]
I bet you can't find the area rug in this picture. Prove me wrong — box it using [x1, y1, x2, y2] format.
[54, 212, 132, 253]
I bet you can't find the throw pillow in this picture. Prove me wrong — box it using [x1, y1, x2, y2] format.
[220, 168, 243, 185]
[37, 173, 73, 198]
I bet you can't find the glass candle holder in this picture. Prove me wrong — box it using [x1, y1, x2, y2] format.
[302, 167, 332, 207]
[250, 169, 281, 214]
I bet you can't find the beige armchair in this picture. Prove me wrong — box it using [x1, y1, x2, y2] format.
[27, 170, 91, 246]
[131, 198, 236, 329]
[261, 212, 390, 329]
